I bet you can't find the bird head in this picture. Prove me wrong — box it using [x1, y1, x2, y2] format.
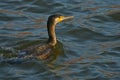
[47, 14, 74, 26]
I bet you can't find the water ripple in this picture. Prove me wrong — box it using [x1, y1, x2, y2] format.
[0, 0, 120, 80]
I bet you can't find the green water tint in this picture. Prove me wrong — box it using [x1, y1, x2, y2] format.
[0, 47, 17, 58]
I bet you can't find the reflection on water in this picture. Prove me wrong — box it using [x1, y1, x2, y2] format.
[0, 0, 120, 80]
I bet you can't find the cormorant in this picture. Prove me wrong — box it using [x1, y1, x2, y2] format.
[6, 14, 74, 62]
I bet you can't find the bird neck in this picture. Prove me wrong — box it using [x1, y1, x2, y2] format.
[47, 23, 57, 46]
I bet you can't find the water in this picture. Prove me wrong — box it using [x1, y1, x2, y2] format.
[0, 0, 120, 80]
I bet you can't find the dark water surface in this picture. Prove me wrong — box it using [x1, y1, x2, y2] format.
[0, 0, 120, 80]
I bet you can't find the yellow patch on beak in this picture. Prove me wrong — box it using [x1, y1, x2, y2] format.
[57, 16, 65, 22]
[56, 16, 74, 23]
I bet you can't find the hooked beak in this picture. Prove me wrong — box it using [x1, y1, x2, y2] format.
[57, 16, 74, 23]
[62, 16, 74, 21]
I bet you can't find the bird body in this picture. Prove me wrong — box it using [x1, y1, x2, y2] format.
[19, 14, 74, 60]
